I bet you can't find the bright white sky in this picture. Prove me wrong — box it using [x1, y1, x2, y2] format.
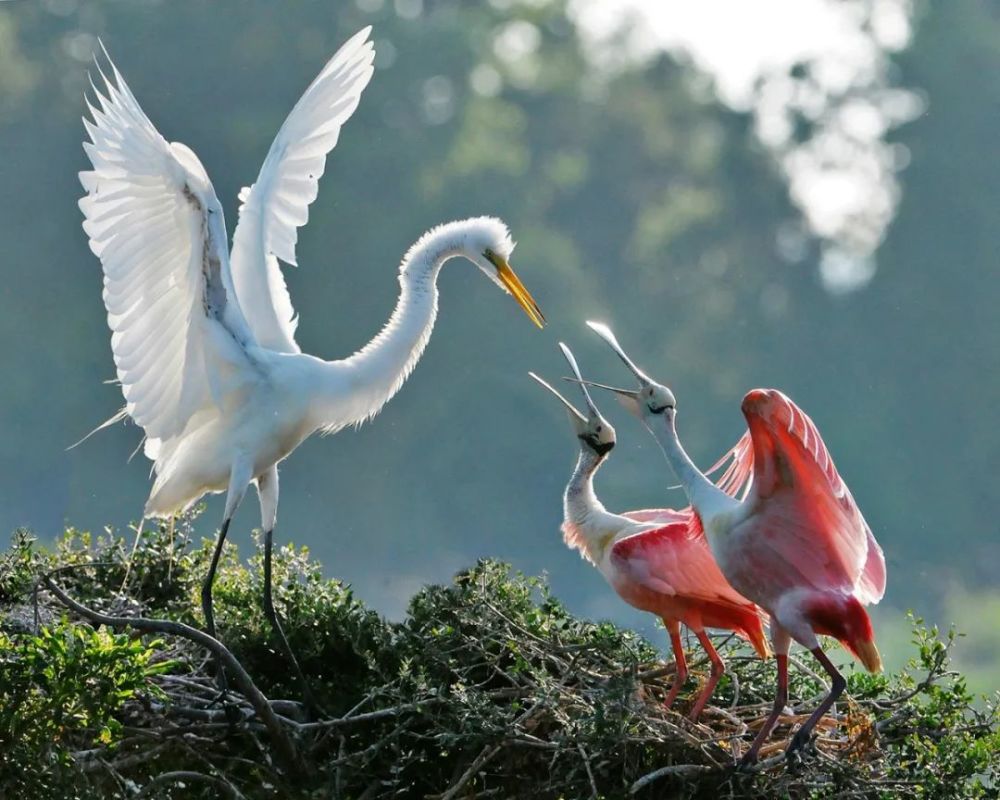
[569, 0, 921, 292]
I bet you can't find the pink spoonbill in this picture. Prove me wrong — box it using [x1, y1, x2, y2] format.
[579, 322, 886, 764]
[530, 343, 768, 720]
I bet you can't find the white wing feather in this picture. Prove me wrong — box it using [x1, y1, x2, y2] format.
[80, 54, 259, 462]
[229, 27, 376, 354]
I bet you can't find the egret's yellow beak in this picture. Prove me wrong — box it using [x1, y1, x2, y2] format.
[490, 254, 545, 328]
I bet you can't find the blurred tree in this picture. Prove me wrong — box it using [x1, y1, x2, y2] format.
[0, 0, 995, 680]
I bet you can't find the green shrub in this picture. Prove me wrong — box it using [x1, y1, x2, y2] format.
[0, 525, 996, 799]
[0, 618, 170, 798]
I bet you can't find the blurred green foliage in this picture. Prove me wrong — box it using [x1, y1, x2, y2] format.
[0, 0, 996, 685]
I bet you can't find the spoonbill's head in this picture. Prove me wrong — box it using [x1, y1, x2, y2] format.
[464, 217, 545, 328]
[530, 343, 616, 458]
[571, 321, 676, 427]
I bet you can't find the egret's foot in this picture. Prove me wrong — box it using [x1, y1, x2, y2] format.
[206, 689, 244, 725]
[299, 684, 326, 721]
[209, 657, 230, 694]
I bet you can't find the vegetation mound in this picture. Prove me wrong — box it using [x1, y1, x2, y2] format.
[0, 522, 997, 799]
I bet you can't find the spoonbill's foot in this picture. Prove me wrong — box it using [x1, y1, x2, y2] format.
[736, 752, 759, 771]
[784, 730, 814, 768]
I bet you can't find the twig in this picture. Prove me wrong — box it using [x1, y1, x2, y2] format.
[630, 763, 716, 794]
[135, 770, 247, 800]
[439, 743, 504, 800]
[578, 744, 598, 799]
[299, 699, 446, 731]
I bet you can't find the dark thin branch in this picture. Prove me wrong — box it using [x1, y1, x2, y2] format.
[135, 770, 247, 800]
[439, 743, 505, 800]
[629, 763, 716, 794]
[41, 573, 304, 776]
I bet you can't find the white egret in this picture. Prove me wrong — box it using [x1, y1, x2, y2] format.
[78, 28, 545, 706]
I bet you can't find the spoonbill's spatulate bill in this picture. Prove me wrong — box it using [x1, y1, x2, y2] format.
[78, 28, 544, 710]
[530, 344, 767, 721]
[583, 322, 886, 764]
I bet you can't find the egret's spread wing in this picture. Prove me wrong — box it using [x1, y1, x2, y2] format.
[741, 389, 886, 603]
[229, 27, 376, 353]
[80, 53, 258, 460]
[611, 513, 754, 607]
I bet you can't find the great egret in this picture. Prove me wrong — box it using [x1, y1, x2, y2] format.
[78, 28, 544, 707]
[581, 322, 886, 764]
[530, 344, 767, 721]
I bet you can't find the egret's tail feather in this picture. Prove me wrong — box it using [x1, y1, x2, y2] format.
[67, 407, 128, 451]
[118, 517, 145, 596]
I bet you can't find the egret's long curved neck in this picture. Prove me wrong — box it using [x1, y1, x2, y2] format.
[310, 230, 462, 430]
[649, 414, 733, 514]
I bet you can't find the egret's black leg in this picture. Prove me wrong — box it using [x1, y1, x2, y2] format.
[263, 527, 321, 716]
[203, 517, 232, 692]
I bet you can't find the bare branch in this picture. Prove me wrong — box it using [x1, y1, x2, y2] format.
[41, 573, 304, 776]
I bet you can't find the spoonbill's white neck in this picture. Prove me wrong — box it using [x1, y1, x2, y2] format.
[565, 447, 610, 524]
[647, 413, 739, 520]
[309, 221, 488, 432]
[562, 446, 619, 565]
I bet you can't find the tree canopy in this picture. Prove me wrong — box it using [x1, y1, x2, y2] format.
[0, 0, 996, 686]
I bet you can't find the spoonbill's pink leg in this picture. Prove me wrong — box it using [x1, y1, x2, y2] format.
[740, 652, 788, 766]
[689, 629, 725, 721]
[663, 620, 689, 710]
[786, 647, 846, 758]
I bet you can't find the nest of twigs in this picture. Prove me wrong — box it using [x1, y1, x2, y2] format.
[1, 529, 997, 799]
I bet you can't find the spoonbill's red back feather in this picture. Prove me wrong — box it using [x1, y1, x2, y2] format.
[610, 514, 770, 660]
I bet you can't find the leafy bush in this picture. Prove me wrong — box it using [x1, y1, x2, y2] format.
[0, 618, 169, 799]
[0, 524, 996, 799]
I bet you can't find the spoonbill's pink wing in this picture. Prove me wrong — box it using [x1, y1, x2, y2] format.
[706, 430, 755, 499]
[857, 526, 887, 604]
[740, 389, 885, 602]
[611, 513, 753, 607]
[622, 508, 689, 526]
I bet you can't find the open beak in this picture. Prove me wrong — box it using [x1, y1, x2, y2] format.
[563, 377, 638, 397]
[563, 377, 642, 417]
[494, 256, 545, 328]
[585, 321, 653, 383]
[529, 372, 587, 423]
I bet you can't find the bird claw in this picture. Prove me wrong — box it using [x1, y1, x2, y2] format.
[784, 732, 813, 769]
[206, 690, 244, 725]
[735, 754, 759, 772]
